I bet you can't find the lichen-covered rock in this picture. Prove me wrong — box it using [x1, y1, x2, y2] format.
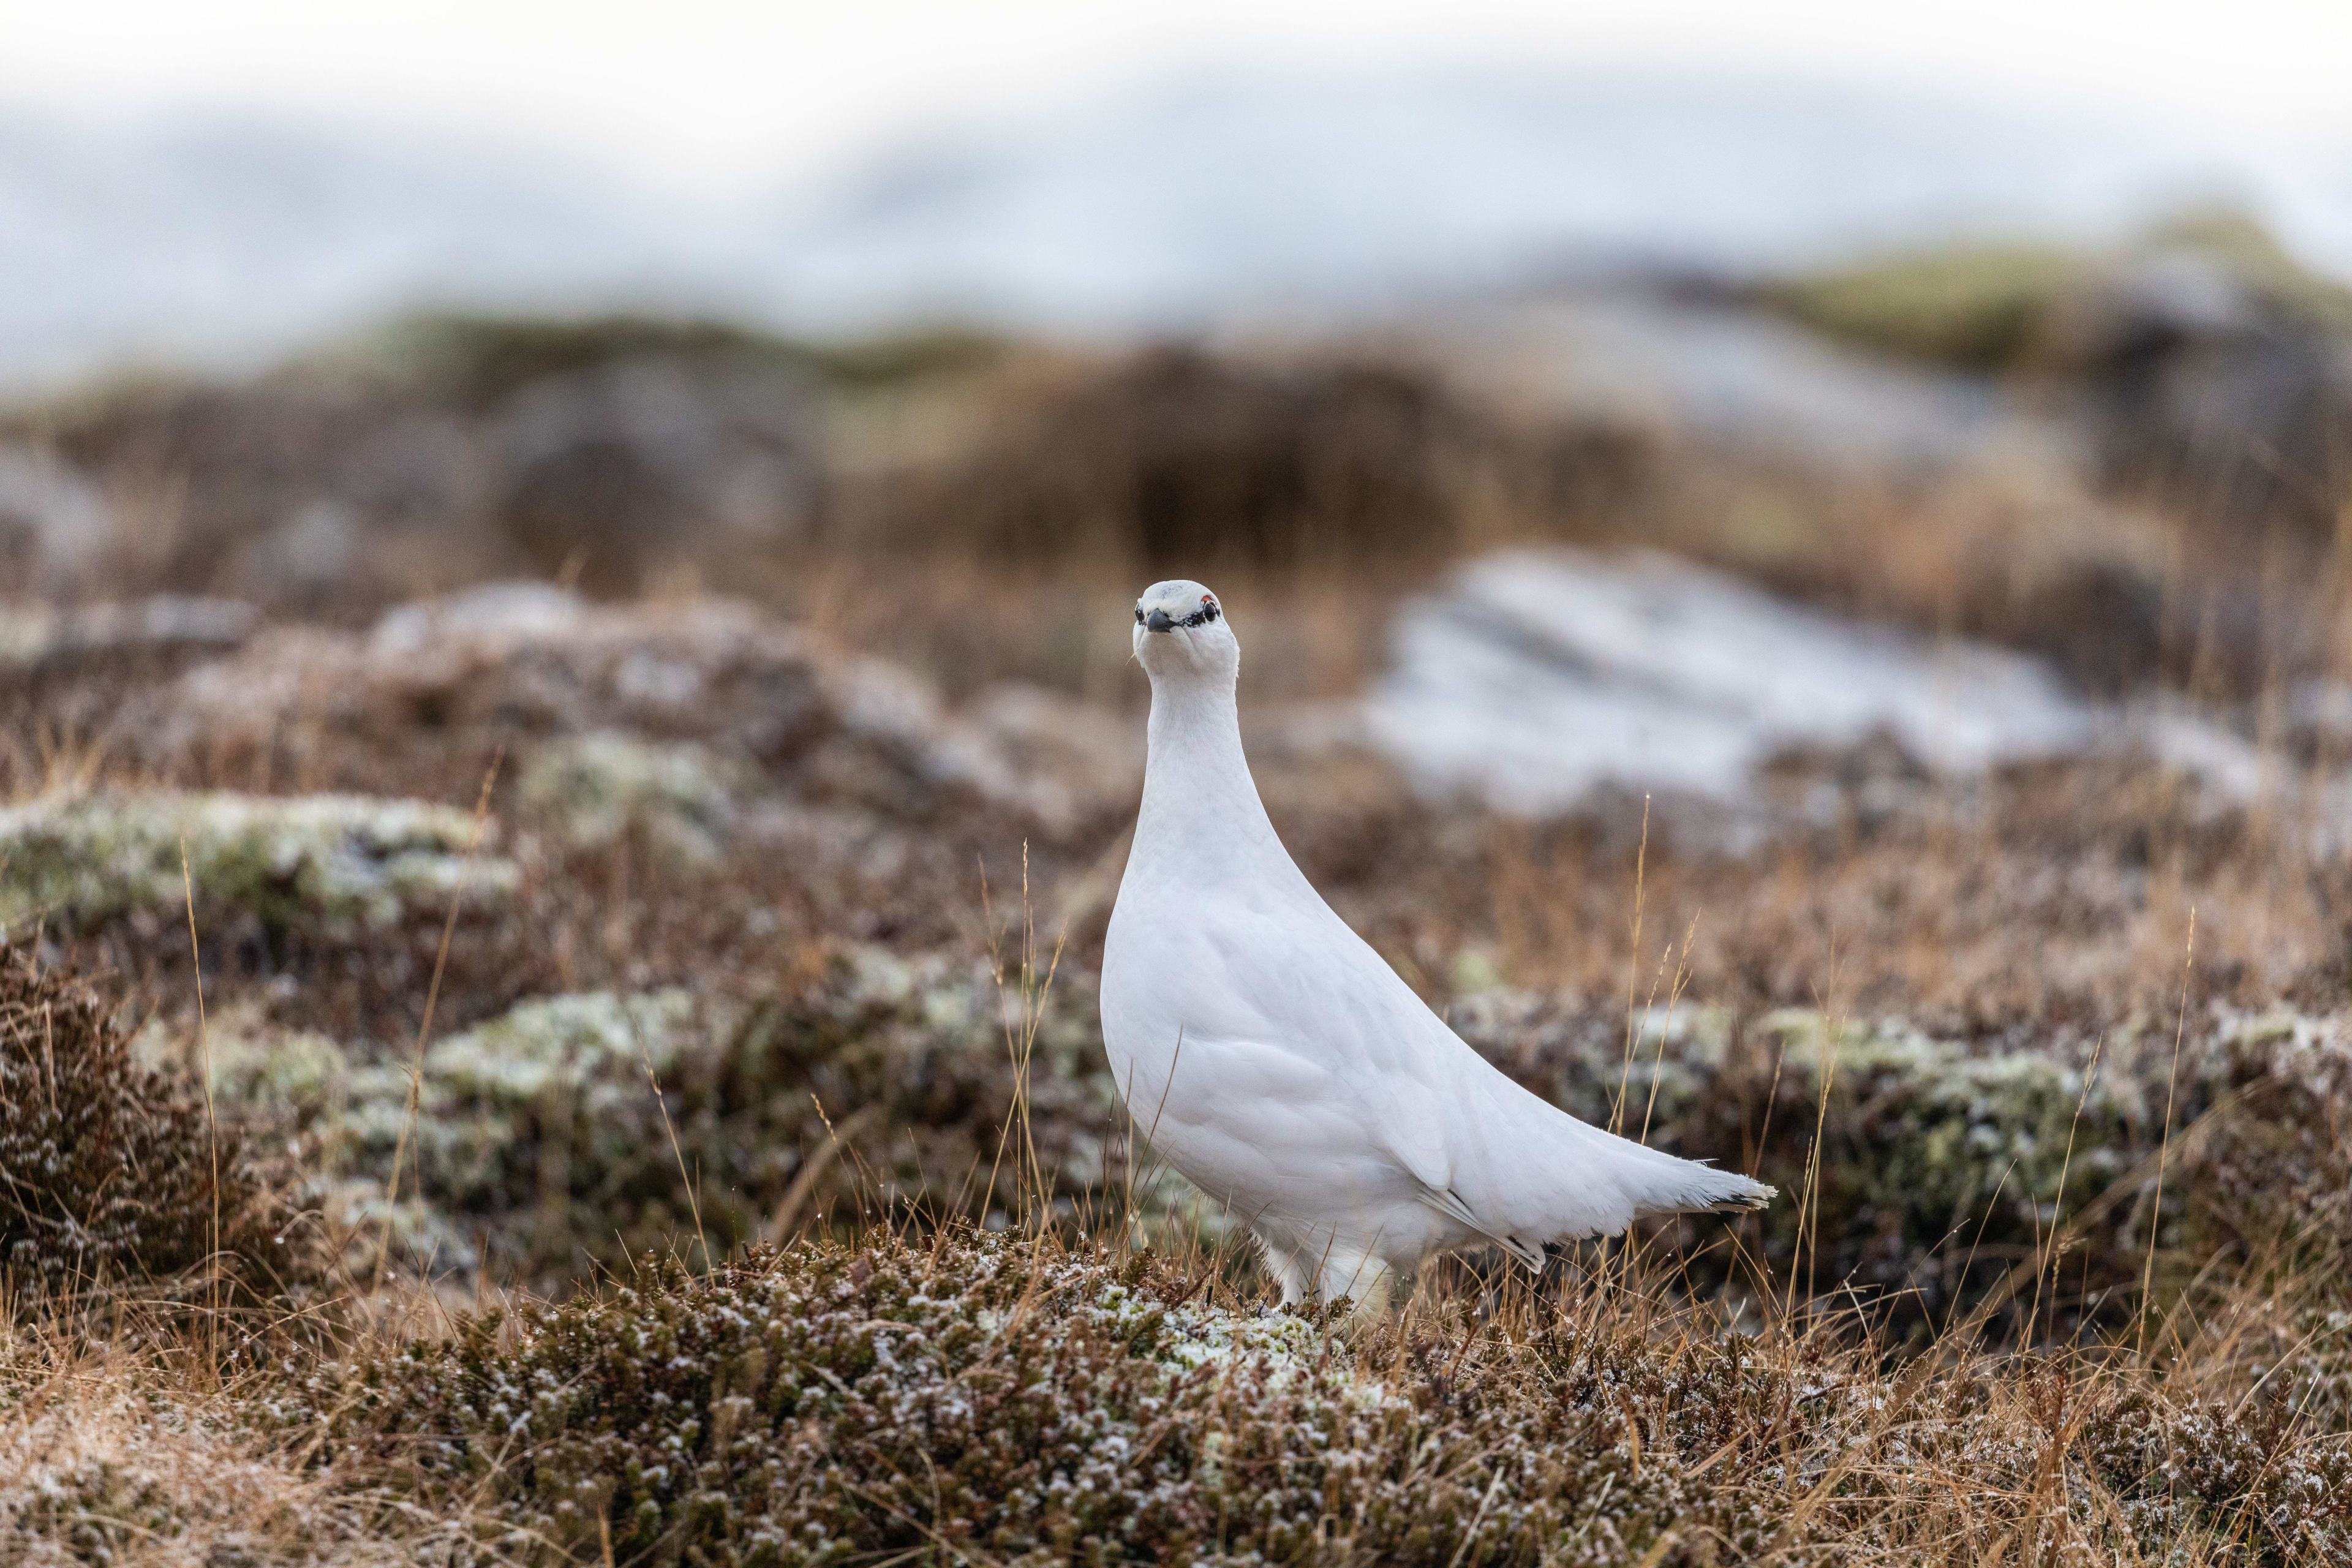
[190, 941, 2352, 1315]
[1746, 1008, 2142, 1240]
[148, 589, 1098, 835]
[223, 988, 720, 1280]
[0, 790, 514, 939]
[225, 949, 1134, 1285]
[517, 729, 740, 865]
[1449, 989, 2352, 1329]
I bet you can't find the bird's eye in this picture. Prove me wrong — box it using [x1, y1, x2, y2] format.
[1133, 607, 1145, 625]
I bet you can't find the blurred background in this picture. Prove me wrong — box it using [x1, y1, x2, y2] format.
[4, 2, 2350, 646]
[12, 0, 2352, 974]
[6, 0, 2352, 1312]
[6, 0, 2351, 688]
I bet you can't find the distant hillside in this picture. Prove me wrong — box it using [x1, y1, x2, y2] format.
[3, 67, 2347, 388]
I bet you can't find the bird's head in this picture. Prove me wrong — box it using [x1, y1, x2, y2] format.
[1131, 579, 1237, 687]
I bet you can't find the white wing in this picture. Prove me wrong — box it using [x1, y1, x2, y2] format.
[1194, 894, 1773, 1251]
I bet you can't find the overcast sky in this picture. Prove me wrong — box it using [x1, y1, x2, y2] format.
[3, 1, 2348, 193]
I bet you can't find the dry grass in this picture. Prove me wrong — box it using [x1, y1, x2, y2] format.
[0, 1317, 461, 1564]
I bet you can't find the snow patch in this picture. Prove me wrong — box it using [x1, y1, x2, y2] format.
[1365, 548, 2264, 815]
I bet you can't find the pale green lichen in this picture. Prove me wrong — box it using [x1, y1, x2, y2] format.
[1448, 990, 1735, 1137]
[1752, 1009, 2142, 1227]
[359, 990, 718, 1269]
[425, 988, 702, 1102]
[0, 791, 515, 937]
[178, 943, 1183, 1286]
[515, 731, 740, 867]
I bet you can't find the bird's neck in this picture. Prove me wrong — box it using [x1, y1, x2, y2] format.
[1134, 671, 1291, 886]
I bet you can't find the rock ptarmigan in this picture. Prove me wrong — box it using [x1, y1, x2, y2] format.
[1101, 579, 1774, 1305]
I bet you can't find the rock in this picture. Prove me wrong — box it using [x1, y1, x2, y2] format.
[492, 355, 820, 595]
[4, 320, 830, 611]
[0, 595, 254, 673]
[0, 443, 111, 591]
[1362, 546, 2271, 820]
[2051, 249, 2352, 545]
[517, 731, 741, 867]
[864, 344, 1492, 571]
[0, 790, 513, 938]
[1366, 547, 2090, 815]
[153, 584, 1109, 836]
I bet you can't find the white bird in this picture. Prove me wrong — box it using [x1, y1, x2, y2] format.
[1101, 579, 1774, 1305]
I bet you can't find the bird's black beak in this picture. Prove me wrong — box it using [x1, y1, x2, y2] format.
[1144, 608, 1175, 633]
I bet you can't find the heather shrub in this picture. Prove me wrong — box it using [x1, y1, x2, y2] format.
[295, 1229, 2351, 1566]
[0, 945, 304, 1306]
[296, 1232, 1779, 1566]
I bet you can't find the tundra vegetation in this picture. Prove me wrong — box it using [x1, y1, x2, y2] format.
[5, 229, 2352, 1562]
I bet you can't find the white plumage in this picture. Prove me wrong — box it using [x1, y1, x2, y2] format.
[1101, 579, 1773, 1305]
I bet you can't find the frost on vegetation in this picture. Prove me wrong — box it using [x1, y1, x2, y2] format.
[287, 1229, 2350, 1566]
[2, 1457, 185, 1566]
[516, 729, 741, 866]
[0, 790, 515, 937]
[0, 948, 301, 1303]
[0, 1381, 425, 1565]
[284, 1236, 1529, 1567]
[1075, 1278, 1341, 1384]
